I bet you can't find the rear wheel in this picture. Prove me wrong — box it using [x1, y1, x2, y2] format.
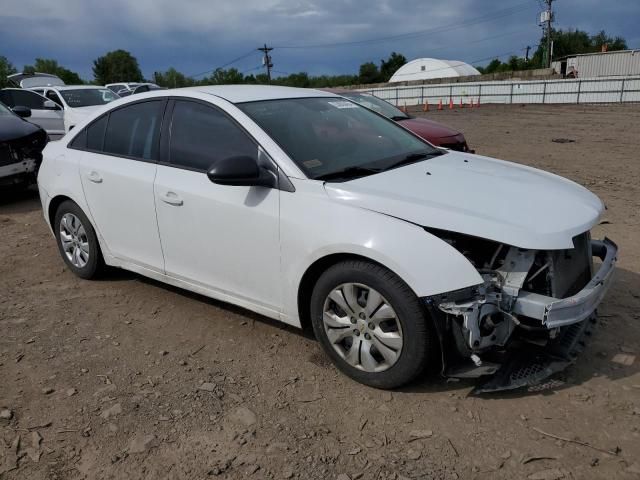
[310, 260, 433, 389]
[54, 200, 104, 279]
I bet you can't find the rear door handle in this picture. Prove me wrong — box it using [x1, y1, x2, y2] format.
[160, 191, 183, 206]
[87, 171, 103, 183]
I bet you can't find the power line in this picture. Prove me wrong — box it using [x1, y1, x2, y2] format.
[273, 1, 536, 49]
[188, 49, 258, 79]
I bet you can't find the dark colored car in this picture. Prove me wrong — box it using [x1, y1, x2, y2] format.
[328, 89, 473, 153]
[0, 102, 48, 188]
[131, 83, 166, 95]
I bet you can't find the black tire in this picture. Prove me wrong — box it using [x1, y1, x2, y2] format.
[310, 260, 433, 389]
[53, 200, 104, 279]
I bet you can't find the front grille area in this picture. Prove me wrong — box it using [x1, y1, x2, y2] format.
[0, 143, 20, 167]
[526, 232, 592, 299]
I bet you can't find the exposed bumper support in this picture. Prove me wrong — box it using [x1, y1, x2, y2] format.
[512, 238, 617, 329]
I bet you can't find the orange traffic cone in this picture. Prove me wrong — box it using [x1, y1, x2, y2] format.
[438, 99, 443, 110]
[449, 98, 453, 110]
[423, 101, 429, 112]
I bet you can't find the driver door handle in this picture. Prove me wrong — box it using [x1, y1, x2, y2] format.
[87, 171, 103, 183]
[160, 191, 183, 206]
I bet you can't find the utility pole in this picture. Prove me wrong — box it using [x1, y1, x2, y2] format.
[258, 44, 273, 83]
[525, 45, 531, 62]
[543, 0, 554, 68]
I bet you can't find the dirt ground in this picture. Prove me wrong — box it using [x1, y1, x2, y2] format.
[1, 104, 639, 480]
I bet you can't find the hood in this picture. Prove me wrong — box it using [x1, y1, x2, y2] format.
[324, 152, 603, 250]
[397, 117, 461, 142]
[68, 105, 101, 115]
[64, 106, 100, 131]
[0, 115, 42, 142]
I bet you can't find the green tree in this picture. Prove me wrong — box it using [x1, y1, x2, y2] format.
[380, 52, 407, 82]
[280, 72, 310, 88]
[92, 50, 143, 85]
[358, 62, 381, 84]
[153, 67, 195, 88]
[201, 67, 244, 85]
[530, 28, 628, 67]
[0, 56, 17, 88]
[23, 58, 84, 84]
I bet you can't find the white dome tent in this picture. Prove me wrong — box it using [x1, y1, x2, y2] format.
[389, 58, 481, 83]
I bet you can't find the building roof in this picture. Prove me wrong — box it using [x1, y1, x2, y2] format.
[554, 48, 640, 61]
[389, 58, 481, 83]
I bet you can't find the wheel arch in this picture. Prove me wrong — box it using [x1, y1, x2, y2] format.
[48, 194, 75, 229]
[297, 252, 404, 335]
[47, 194, 108, 259]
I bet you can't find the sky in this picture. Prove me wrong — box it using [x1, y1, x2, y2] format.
[2, 0, 639, 81]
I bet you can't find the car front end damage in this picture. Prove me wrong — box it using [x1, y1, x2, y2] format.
[423, 229, 617, 393]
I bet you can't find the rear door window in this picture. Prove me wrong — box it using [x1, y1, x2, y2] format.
[103, 101, 163, 160]
[87, 116, 108, 151]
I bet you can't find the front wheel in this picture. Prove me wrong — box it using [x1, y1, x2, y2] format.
[310, 260, 433, 389]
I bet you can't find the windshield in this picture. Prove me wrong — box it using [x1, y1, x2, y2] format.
[60, 89, 119, 107]
[238, 97, 438, 180]
[341, 92, 409, 120]
[20, 76, 65, 88]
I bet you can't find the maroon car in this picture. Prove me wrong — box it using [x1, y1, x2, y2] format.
[328, 90, 472, 153]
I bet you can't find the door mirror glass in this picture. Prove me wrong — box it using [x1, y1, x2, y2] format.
[207, 155, 276, 188]
[44, 99, 61, 110]
[12, 106, 32, 118]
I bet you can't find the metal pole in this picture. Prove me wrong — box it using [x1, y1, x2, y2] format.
[542, 81, 547, 104]
[509, 83, 514, 104]
[576, 79, 582, 104]
[620, 79, 626, 103]
[258, 44, 273, 83]
[546, 0, 554, 68]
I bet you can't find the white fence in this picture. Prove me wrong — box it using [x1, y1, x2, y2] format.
[359, 76, 640, 107]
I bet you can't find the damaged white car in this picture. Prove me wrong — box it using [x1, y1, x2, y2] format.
[37, 86, 617, 392]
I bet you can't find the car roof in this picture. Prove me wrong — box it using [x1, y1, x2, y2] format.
[35, 85, 111, 91]
[184, 85, 337, 104]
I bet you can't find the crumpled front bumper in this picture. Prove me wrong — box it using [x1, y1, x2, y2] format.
[512, 238, 618, 329]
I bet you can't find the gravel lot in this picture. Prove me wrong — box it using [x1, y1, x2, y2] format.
[1, 104, 639, 480]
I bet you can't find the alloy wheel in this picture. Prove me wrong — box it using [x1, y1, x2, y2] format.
[59, 213, 90, 268]
[322, 283, 403, 372]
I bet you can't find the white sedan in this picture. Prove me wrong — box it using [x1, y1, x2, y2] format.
[36, 86, 617, 391]
[29, 85, 119, 133]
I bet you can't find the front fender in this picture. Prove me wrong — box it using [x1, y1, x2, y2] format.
[280, 180, 483, 326]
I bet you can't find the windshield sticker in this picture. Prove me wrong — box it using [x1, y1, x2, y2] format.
[327, 100, 359, 109]
[303, 159, 323, 168]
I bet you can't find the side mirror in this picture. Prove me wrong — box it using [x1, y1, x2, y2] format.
[12, 106, 32, 118]
[44, 100, 61, 110]
[207, 155, 276, 188]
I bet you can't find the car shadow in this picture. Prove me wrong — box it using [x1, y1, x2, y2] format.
[3, 187, 635, 397]
[0, 185, 41, 214]
[110, 262, 639, 398]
